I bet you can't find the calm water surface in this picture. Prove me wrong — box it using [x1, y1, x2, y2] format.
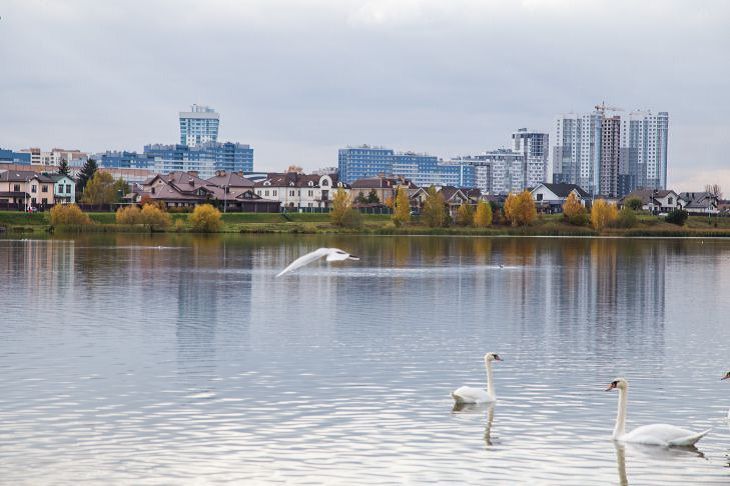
[1, 234, 730, 485]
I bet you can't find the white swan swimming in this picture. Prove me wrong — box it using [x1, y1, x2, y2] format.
[451, 353, 501, 404]
[605, 378, 710, 447]
[276, 248, 359, 277]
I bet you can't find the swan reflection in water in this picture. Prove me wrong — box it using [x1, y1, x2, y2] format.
[614, 442, 705, 485]
[451, 402, 496, 447]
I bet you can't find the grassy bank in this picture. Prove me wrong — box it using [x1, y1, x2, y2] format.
[2, 210, 730, 237]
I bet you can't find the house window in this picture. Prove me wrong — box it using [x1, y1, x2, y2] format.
[668, 197, 673, 204]
[289, 190, 294, 196]
[322, 179, 329, 186]
[66, 184, 71, 194]
[42, 185, 48, 193]
[13, 184, 20, 192]
[31, 185, 37, 193]
[308, 190, 313, 197]
[273, 190, 277, 196]
[264, 190, 269, 196]
[536, 194, 543, 201]
[151, 187, 156, 194]
[42, 198, 48, 205]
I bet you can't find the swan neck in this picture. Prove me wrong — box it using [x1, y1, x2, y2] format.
[486, 359, 495, 400]
[613, 387, 627, 439]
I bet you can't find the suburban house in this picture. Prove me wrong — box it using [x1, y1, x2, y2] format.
[350, 176, 415, 207]
[0, 170, 56, 208]
[410, 186, 471, 216]
[253, 172, 347, 210]
[50, 174, 76, 203]
[679, 192, 720, 214]
[530, 183, 589, 213]
[620, 189, 680, 213]
[140, 171, 279, 212]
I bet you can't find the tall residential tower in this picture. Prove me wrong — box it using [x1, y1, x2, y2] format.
[179, 104, 220, 147]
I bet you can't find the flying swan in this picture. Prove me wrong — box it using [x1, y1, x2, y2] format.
[722, 371, 730, 418]
[605, 378, 710, 447]
[276, 248, 359, 277]
[451, 353, 502, 404]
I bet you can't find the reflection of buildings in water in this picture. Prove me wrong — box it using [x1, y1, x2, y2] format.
[0, 240, 76, 305]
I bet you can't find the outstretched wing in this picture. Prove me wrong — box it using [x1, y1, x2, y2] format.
[276, 248, 330, 277]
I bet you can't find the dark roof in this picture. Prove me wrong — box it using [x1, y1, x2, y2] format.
[206, 171, 254, 188]
[538, 183, 589, 198]
[0, 170, 56, 183]
[350, 176, 414, 189]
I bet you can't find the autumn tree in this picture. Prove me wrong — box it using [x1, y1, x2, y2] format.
[705, 184, 723, 199]
[286, 165, 304, 174]
[50, 204, 92, 226]
[504, 191, 537, 226]
[392, 186, 411, 226]
[562, 192, 587, 226]
[189, 204, 222, 232]
[473, 200, 493, 227]
[330, 187, 360, 227]
[421, 186, 446, 228]
[590, 199, 619, 231]
[455, 203, 474, 226]
[82, 171, 117, 205]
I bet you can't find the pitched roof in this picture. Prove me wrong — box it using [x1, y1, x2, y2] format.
[206, 171, 254, 188]
[350, 176, 414, 189]
[538, 183, 589, 198]
[0, 170, 56, 183]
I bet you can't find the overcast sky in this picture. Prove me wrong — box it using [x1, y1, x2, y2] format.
[1, 0, 728, 190]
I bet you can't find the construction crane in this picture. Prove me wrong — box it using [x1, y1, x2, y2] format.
[595, 101, 623, 113]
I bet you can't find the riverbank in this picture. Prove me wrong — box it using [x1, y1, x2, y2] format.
[2, 210, 730, 237]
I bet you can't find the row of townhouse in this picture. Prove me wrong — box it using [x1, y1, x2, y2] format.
[0, 170, 76, 209]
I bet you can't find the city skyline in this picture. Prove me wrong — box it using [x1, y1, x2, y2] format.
[1, 1, 728, 192]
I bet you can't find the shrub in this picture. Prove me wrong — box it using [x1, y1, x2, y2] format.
[591, 199, 619, 230]
[340, 208, 363, 228]
[174, 219, 186, 232]
[115, 206, 142, 224]
[625, 197, 643, 211]
[421, 186, 447, 227]
[473, 200, 492, 227]
[567, 213, 589, 226]
[665, 208, 688, 226]
[140, 204, 171, 230]
[455, 203, 474, 226]
[614, 207, 637, 228]
[504, 191, 537, 226]
[189, 204, 222, 232]
[50, 204, 92, 226]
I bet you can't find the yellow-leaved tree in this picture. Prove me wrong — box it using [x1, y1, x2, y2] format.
[189, 204, 222, 232]
[473, 200, 493, 227]
[421, 186, 446, 228]
[455, 202, 474, 226]
[504, 191, 537, 226]
[590, 199, 619, 231]
[562, 192, 587, 226]
[330, 187, 361, 228]
[82, 171, 117, 205]
[392, 186, 411, 226]
[50, 204, 92, 226]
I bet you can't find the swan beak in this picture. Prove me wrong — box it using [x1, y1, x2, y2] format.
[605, 383, 616, 391]
[721, 375, 730, 380]
[348, 255, 360, 260]
[494, 355, 503, 361]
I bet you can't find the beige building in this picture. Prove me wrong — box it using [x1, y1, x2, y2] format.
[0, 170, 56, 207]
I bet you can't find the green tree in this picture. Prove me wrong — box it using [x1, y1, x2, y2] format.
[615, 207, 637, 228]
[82, 171, 117, 205]
[665, 208, 688, 226]
[113, 178, 130, 202]
[625, 197, 643, 211]
[76, 158, 98, 197]
[58, 159, 71, 177]
[392, 186, 411, 226]
[421, 186, 446, 228]
[455, 203, 474, 226]
[473, 200, 493, 227]
[366, 189, 380, 204]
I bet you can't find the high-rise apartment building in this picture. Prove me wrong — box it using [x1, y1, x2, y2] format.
[179, 104, 220, 147]
[338, 145, 395, 183]
[143, 142, 254, 179]
[552, 107, 668, 196]
[620, 111, 669, 194]
[511, 128, 549, 189]
[445, 149, 525, 195]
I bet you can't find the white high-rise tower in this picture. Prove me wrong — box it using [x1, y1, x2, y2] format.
[179, 104, 220, 147]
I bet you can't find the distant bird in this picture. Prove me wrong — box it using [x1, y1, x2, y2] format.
[276, 248, 359, 277]
[721, 371, 730, 418]
[499, 264, 504, 269]
[605, 378, 710, 446]
[451, 352, 502, 404]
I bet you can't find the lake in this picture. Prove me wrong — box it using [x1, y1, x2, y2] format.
[1, 234, 730, 484]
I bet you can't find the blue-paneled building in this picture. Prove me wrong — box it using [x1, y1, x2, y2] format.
[338, 145, 475, 187]
[98, 151, 154, 169]
[0, 148, 31, 165]
[144, 142, 254, 179]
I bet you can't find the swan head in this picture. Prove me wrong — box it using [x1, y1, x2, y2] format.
[326, 249, 359, 262]
[721, 371, 730, 381]
[484, 352, 502, 363]
[605, 377, 628, 391]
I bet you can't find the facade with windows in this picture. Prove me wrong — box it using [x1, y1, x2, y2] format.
[511, 128, 549, 189]
[253, 172, 348, 209]
[0, 170, 56, 207]
[620, 111, 669, 194]
[50, 174, 76, 203]
[338, 145, 395, 183]
[179, 104, 220, 147]
[0, 149, 31, 165]
[444, 149, 526, 195]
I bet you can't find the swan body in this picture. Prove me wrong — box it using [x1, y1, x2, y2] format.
[606, 378, 710, 447]
[721, 371, 730, 419]
[451, 353, 501, 404]
[276, 248, 359, 277]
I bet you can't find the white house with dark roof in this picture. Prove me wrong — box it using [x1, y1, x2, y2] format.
[620, 189, 680, 213]
[679, 192, 720, 214]
[253, 172, 348, 210]
[530, 183, 589, 212]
